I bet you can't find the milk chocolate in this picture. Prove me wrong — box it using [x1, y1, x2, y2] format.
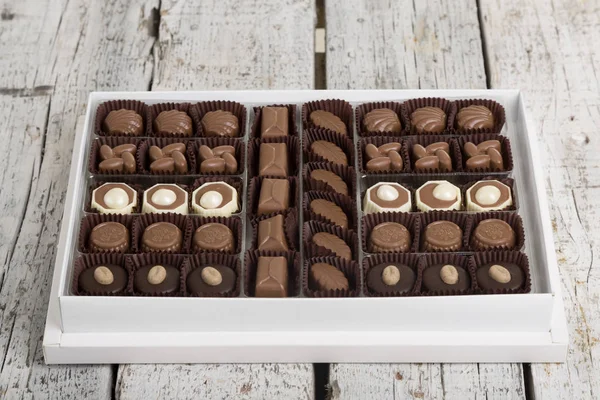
[476, 263, 524, 290]
[471, 219, 516, 250]
[463, 140, 504, 171]
[259, 142, 288, 177]
[363, 142, 403, 172]
[148, 143, 189, 174]
[193, 223, 234, 252]
[102, 109, 143, 136]
[261, 106, 288, 138]
[142, 184, 188, 214]
[98, 143, 137, 173]
[363, 108, 401, 133]
[141, 222, 183, 253]
[154, 110, 193, 136]
[367, 263, 415, 294]
[310, 140, 348, 165]
[192, 182, 239, 217]
[410, 106, 446, 134]
[255, 256, 288, 297]
[456, 105, 494, 130]
[466, 180, 513, 211]
[257, 214, 289, 252]
[422, 264, 470, 292]
[310, 262, 349, 291]
[415, 181, 461, 211]
[412, 142, 452, 172]
[309, 169, 348, 196]
[134, 264, 180, 295]
[368, 222, 411, 253]
[309, 199, 348, 229]
[257, 179, 290, 215]
[201, 110, 239, 137]
[91, 183, 137, 214]
[312, 232, 351, 260]
[309, 110, 347, 135]
[89, 222, 130, 253]
[199, 144, 238, 174]
[422, 221, 462, 252]
[363, 182, 411, 214]
[187, 265, 237, 295]
[78, 264, 128, 294]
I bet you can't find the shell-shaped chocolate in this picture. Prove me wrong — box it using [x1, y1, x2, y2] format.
[310, 169, 348, 195]
[103, 109, 144, 136]
[201, 110, 239, 137]
[154, 110, 193, 136]
[310, 199, 348, 229]
[312, 232, 352, 260]
[311, 140, 348, 165]
[410, 107, 446, 134]
[456, 105, 494, 130]
[310, 262, 349, 291]
[363, 108, 401, 133]
[309, 110, 347, 135]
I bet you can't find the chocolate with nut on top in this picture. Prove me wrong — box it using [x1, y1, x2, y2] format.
[367, 263, 414, 294]
[422, 264, 470, 292]
[78, 265, 128, 294]
[476, 263, 524, 290]
[134, 264, 180, 295]
[187, 265, 236, 295]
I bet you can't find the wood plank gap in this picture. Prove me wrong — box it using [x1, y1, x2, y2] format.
[523, 363, 535, 400]
[315, 0, 326, 89]
[147, 1, 162, 91]
[314, 363, 329, 400]
[475, 0, 491, 88]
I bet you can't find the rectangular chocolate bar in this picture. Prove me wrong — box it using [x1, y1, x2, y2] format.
[261, 106, 288, 138]
[255, 256, 288, 297]
[259, 142, 288, 177]
[257, 214, 289, 251]
[257, 178, 290, 215]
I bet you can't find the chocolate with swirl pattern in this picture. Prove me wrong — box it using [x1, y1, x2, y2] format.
[410, 106, 446, 134]
[201, 110, 240, 137]
[363, 108, 402, 133]
[456, 105, 494, 130]
[103, 109, 144, 136]
[154, 110, 193, 136]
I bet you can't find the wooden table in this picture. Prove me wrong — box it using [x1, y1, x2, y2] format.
[0, 0, 597, 398]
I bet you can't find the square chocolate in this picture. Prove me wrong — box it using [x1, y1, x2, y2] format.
[255, 256, 288, 297]
[261, 106, 288, 138]
[257, 178, 290, 215]
[259, 142, 288, 177]
[257, 214, 289, 252]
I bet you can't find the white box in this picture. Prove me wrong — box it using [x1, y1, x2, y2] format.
[43, 90, 568, 363]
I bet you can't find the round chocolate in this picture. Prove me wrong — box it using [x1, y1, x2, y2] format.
[363, 182, 411, 214]
[310, 169, 348, 196]
[368, 222, 411, 253]
[363, 108, 401, 133]
[78, 264, 127, 294]
[193, 223, 234, 252]
[471, 219, 516, 250]
[187, 265, 236, 295]
[422, 221, 463, 252]
[410, 106, 446, 134]
[310, 140, 348, 165]
[201, 110, 239, 137]
[192, 182, 238, 217]
[367, 263, 415, 294]
[89, 222, 130, 253]
[466, 180, 512, 211]
[102, 109, 143, 136]
[422, 264, 470, 292]
[141, 222, 183, 253]
[91, 183, 137, 214]
[309, 110, 347, 135]
[134, 264, 180, 294]
[477, 263, 524, 290]
[154, 110, 192, 136]
[416, 181, 461, 211]
[143, 184, 189, 214]
[456, 105, 494, 130]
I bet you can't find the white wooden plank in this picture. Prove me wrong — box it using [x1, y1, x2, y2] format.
[152, 0, 315, 90]
[116, 1, 316, 398]
[116, 364, 314, 400]
[326, 0, 486, 89]
[480, 0, 600, 398]
[325, 0, 526, 398]
[0, 0, 158, 398]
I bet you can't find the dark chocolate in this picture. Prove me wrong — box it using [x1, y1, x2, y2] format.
[187, 265, 236, 295]
[367, 263, 415, 294]
[476, 263, 524, 290]
[422, 264, 470, 292]
[78, 264, 128, 294]
[134, 264, 180, 295]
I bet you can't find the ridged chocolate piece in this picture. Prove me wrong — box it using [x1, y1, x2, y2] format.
[410, 106, 446, 134]
[471, 219, 515, 250]
[201, 110, 239, 137]
[310, 199, 348, 229]
[193, 223, 234, 252]
[141, 222, 183, 253]
[310, 140, 348, 165]
[154, 110, 193, 136]
[309, 169, 348, 196]
[102, 109, 143, 136]
[456, 105, 494, 130]
[312, 232, 352, 260]
[309, 110, 347, 135]
[89, 222, 130, 253]
[368, 222, 411, 253]
[310, 262, 349, 291]
[422, 221, 462, 252]
[363, 108, 401, 133]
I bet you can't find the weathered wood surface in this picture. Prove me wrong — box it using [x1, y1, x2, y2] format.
[152, 0, 316, 90]
[326, 1, 526, 399]
[480, 0, 600, 399]
[0, 0, 156, 398]
[115, 1, 316, 399]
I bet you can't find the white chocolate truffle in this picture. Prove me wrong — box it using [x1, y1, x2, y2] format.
[465, 180, 513, 211]
[415, 180, 461, 211]
[192, 182, 238, 216]
[142, 184, 189, 214]
[91, 183, 137, 214]
[363, 182, 411, 214]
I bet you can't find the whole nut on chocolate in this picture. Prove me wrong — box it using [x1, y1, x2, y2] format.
[201, 266, 223, 286]
[147, 265, 167, 285]
[367, 263, 415, 294]
[94, 266, 114, 285]
[489, 264, 511, 283]
[79, 264, 127, 294]
[477, 262, 524, 290]
[382, 265, 400, 286]
[440, 264, 459, 285]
